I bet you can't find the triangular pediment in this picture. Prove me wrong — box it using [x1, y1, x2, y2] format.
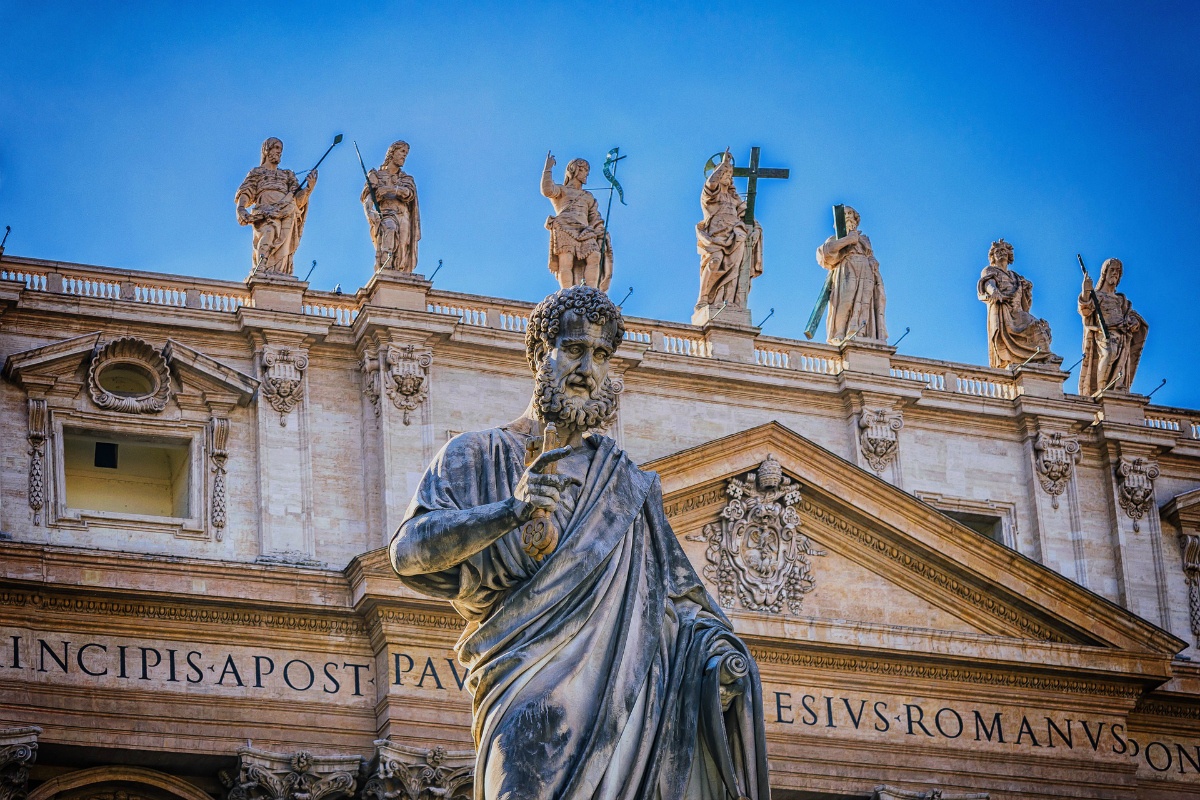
[643, 422, 1184, 659]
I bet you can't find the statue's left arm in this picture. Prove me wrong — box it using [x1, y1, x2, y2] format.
[392, 499, 529, 576]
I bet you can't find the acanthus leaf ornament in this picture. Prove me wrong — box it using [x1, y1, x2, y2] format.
[222, 749, 358, 800]
[689, 456, 825, 614]
[1180, 533, 1200, 646]
[385, 344, 432, 425]
[858, 407, 903, 474]
[1033, 431, 1080, 509]
[363, 742, 474, 800]
[1115, 455, 1160, 532]
[260, 345, 309, 426]
[0, 726, 40, 800]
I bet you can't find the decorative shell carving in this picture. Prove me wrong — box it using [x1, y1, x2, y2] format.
[87, 337, 173, 414]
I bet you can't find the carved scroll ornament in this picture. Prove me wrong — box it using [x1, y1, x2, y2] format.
[1033, 431, 1080, 509]
[261, 345, 309, 426]
[385, 344, 432, 425]
[1115, 455, 1160, 532]
[210, 417, 230, 536]
[688, 457, 825, 614]
[363, 743, 474, 800]
[87, 337, 173, 414]
[360, 353, 382, 416]
[858, 407, 903, 473]
[0, 726, 40, 800]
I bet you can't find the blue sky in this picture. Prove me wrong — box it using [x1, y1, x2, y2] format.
[2, 1, 1198, 406]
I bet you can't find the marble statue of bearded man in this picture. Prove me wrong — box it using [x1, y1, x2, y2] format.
[235, 137, 316, 277]
[977, 238, 1055, 369]
[815, 206, 887, 343]
[391, 285, 770, 800]
[1078, 257, 1147, 395]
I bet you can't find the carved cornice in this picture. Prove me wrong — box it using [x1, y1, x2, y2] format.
[799, 499, 1069, 643]
[751, 647, 1143, 699]
[0, 589, 366, 637]
[1133, 697, 1200, 721]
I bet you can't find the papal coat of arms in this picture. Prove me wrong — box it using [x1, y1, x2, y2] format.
[690, 456, 825, 614]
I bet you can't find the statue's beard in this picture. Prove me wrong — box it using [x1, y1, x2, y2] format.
[533, 362, 621, 431]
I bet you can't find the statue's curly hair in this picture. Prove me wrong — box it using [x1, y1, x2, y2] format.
[989, 238, 1014, 265]
[525, 286, 625, 371]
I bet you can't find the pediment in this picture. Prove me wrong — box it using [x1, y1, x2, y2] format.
[3, 332, 256, 407]
[644, 422, 1184, 658]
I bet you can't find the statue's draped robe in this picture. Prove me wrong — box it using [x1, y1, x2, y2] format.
[544, 187, 613, 291]
[816, 234, 886, 342]
[1078, 288, 1147, 395]
[234, 167, 309, 275]
[362, 168, 420, 273]
[696, 180, 762, 309]
[977, 266, 1053, 368]
[398, 429, 770, 800]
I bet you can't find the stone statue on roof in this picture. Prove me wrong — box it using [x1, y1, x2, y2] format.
[1079, 257, 1147, 394]
[695, 149, 763, 320]
[977, 238, 1055, 368]
[816, 205, 887, 343]
[362, 140, 421, 274]
[541, 153, 612, 291]
[235, 138, 316, 278]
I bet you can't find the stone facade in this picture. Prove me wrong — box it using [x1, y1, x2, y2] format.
[2, 254, 1200, 800]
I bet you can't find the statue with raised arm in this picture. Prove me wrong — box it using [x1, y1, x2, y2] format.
[363, 140, 420, 273]
[977, 239, 1055, 368]
[235, 138, 316, 277]
[1079, 257, 1147, 394]
[390, 285, 770, 800]
[541, 153, 612, 291]
[696, 150, 762, 312]
[816, 206, 886, 342]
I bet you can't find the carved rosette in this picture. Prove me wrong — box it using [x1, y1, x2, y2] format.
[26, 399, 46, 526]
[858, 408, 903, 473]
[1116, 455, 1160, 532]
[1033, 431, 1080, 509]
[210, 417, 230, 536]
[688, 457, 825, 614]
[260, 345, 309, 426]
[87, 337, 173, 413]
[222, 749, 359, 800]
[363, 741, 474, 800]
[0, 726, 40, 800]
[385, 344, 432, 425]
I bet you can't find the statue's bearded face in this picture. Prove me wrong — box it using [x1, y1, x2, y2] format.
[533, 311, 621, 430]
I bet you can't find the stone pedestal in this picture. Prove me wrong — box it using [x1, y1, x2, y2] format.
[701, 317, 758, 363]
[365, 271, 432, 312]
[247, 273, 308, 314]
[1013, 360, 1067, 400]
[692, 302, 751, 328]
[839, 339, 895, 378]
[1095, 389, 1150, 427]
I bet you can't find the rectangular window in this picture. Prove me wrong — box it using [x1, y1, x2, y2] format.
[63, 431, 191, 518]
[943, 510, 1003, 543]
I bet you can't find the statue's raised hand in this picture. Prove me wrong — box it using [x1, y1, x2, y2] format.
[514, 446, 578, 517]
[544, 151, 556, 171]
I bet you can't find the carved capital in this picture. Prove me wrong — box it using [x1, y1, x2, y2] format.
[1032, 431, 1080, 509]
[874, 787, 988, 800]
[260, 345, 309, 426]
[858, 407, 903, 473]
[1115, 455, 1160, 532]
[384, 344, 432, 425]
[1181, 533, 1200, 645]
[363, 741, 474, 800]
[87, 337, 173, 414]
[686, 457, 825, 614]
[359, 352, 382, 417]
[0, 726, 40, 800]
[222, 748, 359, 800]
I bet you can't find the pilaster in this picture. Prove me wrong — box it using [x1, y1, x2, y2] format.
[845, 391, 906, 488]
[246, 273, 308, 315]
[1020, 416, 1085, 587]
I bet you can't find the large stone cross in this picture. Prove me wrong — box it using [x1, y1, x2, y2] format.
[730, 146, 789, 224]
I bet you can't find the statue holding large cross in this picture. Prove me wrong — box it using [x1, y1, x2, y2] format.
[693, 147, 788, 326]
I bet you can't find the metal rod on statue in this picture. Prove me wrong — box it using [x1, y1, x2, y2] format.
[597, 148, 626, 286]
[303, 260, 317, 282]
[0, 225, 9, 259]
[617, 287, 634, 307]
[1065, 355, 1085, 375]
[756, 308, 775, 327]
[1077, 254, 1111, 341]
[297, 134, 343, 192]
[1014, 347, 1043, 371]
[890, 327, 911, 348]
[1147, 379, 1167, 399]
[429, 259, 444, 281]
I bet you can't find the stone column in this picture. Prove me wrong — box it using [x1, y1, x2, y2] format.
[0, 726, 39, 800]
